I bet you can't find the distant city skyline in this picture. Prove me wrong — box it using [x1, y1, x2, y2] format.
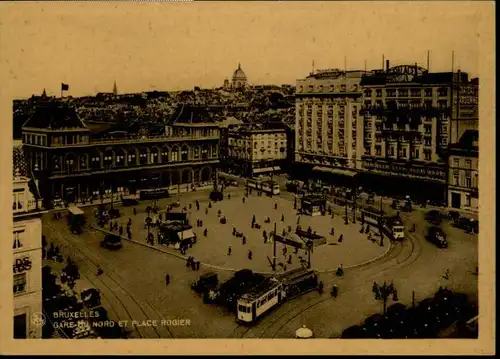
[1, 2, 484, 99]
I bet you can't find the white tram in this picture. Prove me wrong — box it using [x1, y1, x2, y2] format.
[245, 178, 280, 195]
[384, 215, 405, 240]
[236, 268, 318, 324]
[360, 207, 405, 241]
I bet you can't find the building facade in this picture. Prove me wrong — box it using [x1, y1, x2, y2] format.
[21, 103, 221, 206]
[359, 62, 479, 201]
[447, 130, 479, 212]
[294, 69, 366, 186]
[227, 127, 288, 177]
[13, 145, 45, 339]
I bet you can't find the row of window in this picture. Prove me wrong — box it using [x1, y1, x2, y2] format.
[298, 83, 359, 93]
[364, 87, 449, 98]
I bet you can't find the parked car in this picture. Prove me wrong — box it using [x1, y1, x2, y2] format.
[425, 210, 443, 225]
[453, 217, 479, 234]
[426, 226, 448, 248]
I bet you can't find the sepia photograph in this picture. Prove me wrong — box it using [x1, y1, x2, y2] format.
[0, 0, 495, 355]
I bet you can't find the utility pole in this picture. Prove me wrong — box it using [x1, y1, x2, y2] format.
[272, 222, 277, 271]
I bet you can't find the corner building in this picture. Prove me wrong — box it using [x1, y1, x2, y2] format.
[21, 102, 221, 206]
[359, 63, 478, 202]
[294, 69, 367, 187]
[13, 144, 45, 338]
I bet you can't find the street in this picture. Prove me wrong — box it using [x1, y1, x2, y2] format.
[42, 186, 478, 338]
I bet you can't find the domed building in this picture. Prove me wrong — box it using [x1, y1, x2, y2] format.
[231, 63, 248, 89]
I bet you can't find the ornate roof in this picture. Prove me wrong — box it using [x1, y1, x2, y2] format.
[22, 102, 87, 130]
[232, 63, 247, 81]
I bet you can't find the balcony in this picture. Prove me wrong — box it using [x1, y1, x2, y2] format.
[85, 134, 219, 146]
[13, 199, 43, 215]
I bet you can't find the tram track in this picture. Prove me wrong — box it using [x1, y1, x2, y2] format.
[228, 232, 423, 338]
[44, 220, 174, 338]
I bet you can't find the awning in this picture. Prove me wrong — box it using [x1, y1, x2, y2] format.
[177, 229, 196, 241]
[253, 167, 275, 174]
[312, 166, 357, 177]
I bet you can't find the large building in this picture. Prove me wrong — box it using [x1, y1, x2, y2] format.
[226, 124, 288, 177]
[359, 61, 479, 201]
[21, 102, 221, 206]
[231, 63, 248, 89]
[13, 144, 45, 338]
[294, 69, 367, 186]
[447, 130, 479, 212]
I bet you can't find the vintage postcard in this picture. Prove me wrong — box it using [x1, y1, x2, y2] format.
[0, 0, 495, 355]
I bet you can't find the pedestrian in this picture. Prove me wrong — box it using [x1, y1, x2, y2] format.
[165, 274, 170, 285]
[208, 202, 212, 209]
[204, 228, 208, 237]
[248, 250, 253, 260]
[205, 208, 209, 215]
[242, 197, 245, 204]
[288, 254, 292, 264]
[412, 223, 416, 233]
[133, 208, 137, 216]
[281, 214, 284, 222]
[191, 260, 196, 271]
[330, 228, 335, 236]
[109, 222, 113, 231]
[186, 256, 192, 267]
[307, 226, 312, 234]
[318, 281, 324, 294]
[196, 261, 201, 271]
[119, 226, 123, 236]
[227, 246, 232, 255]
[189, 203, 192, 209]
[275, 202, 278, 210]
[127, 231, 132, 240]
[228, 194, 231, 200]
[263, 230, 267, 238]
[242, 236, 246, 245]
[331, 285, 338, 298]
[365, 225, 370, 234]
[252, 214, 256, 226]
[233, 227, 236, 236]
[338, 234, 343, 243]
[200, 220, 203, 227]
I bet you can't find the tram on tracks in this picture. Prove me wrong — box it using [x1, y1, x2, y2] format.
[236, 268, 318, 324]
[360, 207, 405, 241]
[245, 178, 280, 195]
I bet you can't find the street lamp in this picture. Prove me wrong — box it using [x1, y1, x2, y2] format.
[344, 200, 349, 225]
[373, 281, 398, 315]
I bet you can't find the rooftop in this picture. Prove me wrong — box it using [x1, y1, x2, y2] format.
[22, 103, 88, 130]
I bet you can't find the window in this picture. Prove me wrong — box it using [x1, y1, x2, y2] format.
[465, 177, 472, 188]
[415, 149, 420, 158]
[425, 151, 432, 161]
[12, 192, 24, 211]
[13, 231, 24, 249]
[453, 158, 459, 167]
[425, 88, 433, 97]
[398, 89, 408, 97]
[376, 89, 382, 97]
[465, 194, 471, 206]
[466, 160, 472, 169]
[13, 273, 27, 295]
[402, 148, 407, 157]
[438, 87, 448, 97]
[424, 138, 432, 146]
[454, 176, 459, 185]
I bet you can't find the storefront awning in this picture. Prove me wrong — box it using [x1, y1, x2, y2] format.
[312, 166, 357, 177]
[253, 167, 275, 174]
[178, 229, 196, 241]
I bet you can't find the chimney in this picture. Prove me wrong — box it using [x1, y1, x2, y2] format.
[386, 60, 390, 71]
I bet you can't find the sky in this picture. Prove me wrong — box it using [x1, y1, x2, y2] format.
[0, 1, 488, 99]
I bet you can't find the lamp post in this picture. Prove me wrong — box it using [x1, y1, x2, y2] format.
[344, 200, 349, 225]
[373, 281, 398, 315]
[273, 222, 277, 270]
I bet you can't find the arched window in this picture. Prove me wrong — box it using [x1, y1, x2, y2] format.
[150, 147, 159, 164]
[161, 147, 169, 163]
[90, 150, 102, 170]
[104, 150, 113, 167]
[171, 146, 179, 162]
[79, 154, 88, 170]
[115, 149, 125, 167]
[52, 156, 61, 171]
[201, 145, 209, 160]
[193, 146, 200, 160]
[64, 153, 76, 174]
[128, 149, 137, 166]
[181, 146, 189, 161]
[139, 148, 149, 165]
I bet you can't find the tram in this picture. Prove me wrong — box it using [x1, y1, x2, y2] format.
[245, 178, 280, 195]
[383, 216, 405, 240]
[360, 207, 405, 241]
[67, 205, 85, 234]
[236, 268, 318, 324]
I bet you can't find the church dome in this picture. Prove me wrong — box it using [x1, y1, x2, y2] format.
[232, 63, 247, 81]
